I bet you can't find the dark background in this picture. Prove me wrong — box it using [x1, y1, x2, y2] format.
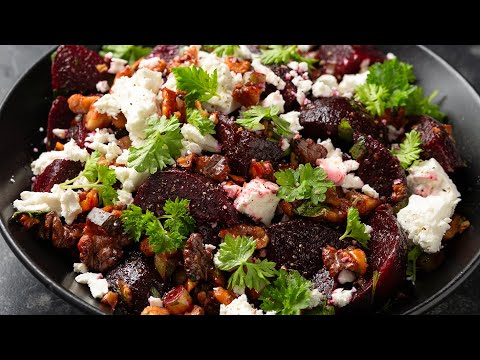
[0, 45, 478, 315]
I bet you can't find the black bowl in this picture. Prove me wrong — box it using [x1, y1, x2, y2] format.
[1, 45, 479, 315]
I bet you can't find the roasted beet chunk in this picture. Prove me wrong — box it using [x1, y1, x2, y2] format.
[52, 45, 109, 94]
[46, 96, 74, 150]
[318, 45, 385, 79]
[32, 159, 83, 192]
[357, 135, 407, 202]
[147, 45, 180, 63]
[266, 219, 342, 278]
[183, 233, 214, 281]
[66, 116, 89, 148]
[262, 65, 298, 112]
[38, 211, 84, 249]
[77, 216, 132, 273]
[134, 169, 242, 227]
[350, 205, 408, 307]
[106, 251, 165, 315]
[217, 114, 284, 177]
[411, 115, 464, 173]
[299, 97, 387, 143]
[292, 138, 327, 165]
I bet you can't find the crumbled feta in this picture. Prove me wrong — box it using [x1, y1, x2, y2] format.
[85, 128, 123, 163]
[338, 71, 369, 98]
[115, 189, 133, 206]
[308, 288, 325, 309]
[223, 182, 242, 199]
[219, 294, 274, 315]
[112, 166, 149, 193]
[163, 72, 177, 91]
[297, 45, 313, 52]
[261, 90, 285, 114]
[108, 57, 128, 74]
[338, 270, 356, 284]
[365, 225, 373, 234]
[13, 184, 82, 225]
[75, 272, 102, 284]
[75, 272, 108, 299]
[181, 140, 203, 156]
[139, 57, 162, 69]
[298, 62, 309, 73]
[237, 45, 253, 60]
[280, 138, 290, 152]
[204, 244, 216, 251]
[312, 74, 338, 98]
[387, 125, 404, 143]
[93, 94, 121, 118]
[115, 149, 129, 165]
[234, 178, 280, 225]
[362, 184, 380, 199]
[73, 263, 88, 274]
[317, 139, 362, 189]
[105, 142, 123, 162]
[252, 59, 286, 90]
[96, 80, 110, 93]
[130, 68, 164, 94]
[331, 287, 356, 308]
[231, 71, 244, 87]
[148, 296, 164, 307]
[288, 61, 300, 71]
[397, 158, 461, 253]
[52, 128, 68, 139]
[386, 52, 396, 60]
[279, 111, 303, 136]
[291, 75, 313, 105]
[181, 123, 219, 154]
[31, 139, 89, 175]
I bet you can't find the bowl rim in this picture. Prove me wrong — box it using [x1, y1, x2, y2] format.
[1, 45, 479, 315]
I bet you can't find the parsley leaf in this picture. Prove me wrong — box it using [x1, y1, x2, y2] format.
[275, 163, 335, 205]
[187, 109, 216, 136]
[259, 269, 312, 315]
[295, 201, 328, 217]
[355, 58, 445, 121]
[390, 130, 422, 169]
[205, 45, 240, 57]
[99, 45, 152, 65]
[120, 199, 195, 254]
[236, 105, 291, 136]
[260, 45, 316, 68]
[60, 150, 118, 206]
[339, 207, 371, 248]
[128, 115, 183, 174]
[406, 245, 423, 284]
[214, 235, 277, 292]
[171, 66, 218, 106]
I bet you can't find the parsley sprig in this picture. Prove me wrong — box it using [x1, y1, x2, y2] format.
[187, 108, 216, 136]
[205, 45, 240, 57]
[390, 130, 423, 169]
[259, 269, 312, 315]
[275, 163, 335, 205]
[171, 65, 218, 106]
[236, 105, 291, 136]
[128, 115, 183, 174]
[214, 235, 277, 292]
[60, 151, 118, 206]
[260, 45, 316, 68]
[120, 199, 195, 254]
[339, 207, 371, 248]
[99, 45, 152, 65]
[355, 58, 445, 121]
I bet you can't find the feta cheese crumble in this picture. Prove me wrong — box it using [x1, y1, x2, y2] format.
[96, 80, 110, 93]
[252, 59, 286, 90]
[261, 90, 285, 114]
[75, 272, 109, 299]
[219, 294, 275, 315]
[362, 184, 380, 199]
[31, 139, 89, 175]
[73, 262, 89, 274]
[181, 123, 219, 155]
[331, 287, 356, 308]
[233, 178, 280, 226]
[279, 111, 303, 137]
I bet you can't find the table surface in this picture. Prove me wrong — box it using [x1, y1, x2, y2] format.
[1, 45, 479, 315]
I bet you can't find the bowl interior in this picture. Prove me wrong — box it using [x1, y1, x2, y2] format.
[1, 45, 479, 314]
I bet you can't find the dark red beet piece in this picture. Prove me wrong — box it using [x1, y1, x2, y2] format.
[349, 204, 408, 307]
[411, 115, 464, 173]
[317, 45, 385, 80]
[147, 45, 180, 63]
[299, 97, 387, 143]
[266, 219, 343, 278]
[216, 114, 284, 177]
[133, 169, 243, 227]
[46, 96, 74, 150]
[66, 115, 89, 148]
[357, 135, 407, 202]
[292, 137, 328, 165]
[106, 251, 166, 315]
[51, 45, 108, 94]
[32, 159, 83, 192]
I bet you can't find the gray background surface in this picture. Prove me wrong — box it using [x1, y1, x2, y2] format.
[0, 45, 478, 315]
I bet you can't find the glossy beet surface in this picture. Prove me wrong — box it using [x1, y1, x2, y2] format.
[32, 159, 83, 193]
[46, 96, 74, 150]
[0, 46, 479, 315]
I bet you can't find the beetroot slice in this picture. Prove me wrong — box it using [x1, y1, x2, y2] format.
[51, 45, 108, 94]
[317, 45, 385, 80]
[349, 204, 408, 308]
[266, 219, 343, 278]
[46, 96, 74, 150]
[32, 159, 83, 192]
[411, 115, 464, 173]
[133, 169, 243, 227]
[66, 116, 89, 148]
[217, 114, 284, 178]
[147, 45, 180, 63]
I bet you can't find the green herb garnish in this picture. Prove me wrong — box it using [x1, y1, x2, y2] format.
[236, 105, 291, 136]
[171, 65, 218, 106]
[99, 45, 152, 65]
[390, 130, 422, 169]
[339, 207, 371, 248]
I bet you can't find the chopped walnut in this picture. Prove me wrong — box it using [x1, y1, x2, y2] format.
[168, 46, 198, 70]
[225, 56, 250, 74]
[101, 291, 119, 310]
[183, 233, 214, 281]
[443, 214, 470, 241]
[249, 160, 274, 181]
[219, 224, 270, 249]
[195, 155, 231, 182]
[141, 306, 170, 315]
[176, 153, 198, 170]
[322, 245, 368, 278]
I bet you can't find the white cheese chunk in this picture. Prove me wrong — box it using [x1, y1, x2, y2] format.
[252, 59, 286, 90]
[338, 71, 369, 98]
[219, 294, 274, 315]
[261, 90, 285, 114]
[362, 184, 380, 199]
[96, 80, 110, 93]
[312, 75, 338, 98]
[115, 189, 133, 206]
[307, 289, 325, 309]
[108, 58, 128, 74]
[181, 123, 219, 154]
[75, 272, 102, 285]
[112, 166, 149, 193]
[279, 111, 303, 136]
[73, 263, 89, 274]
[233, 178, 280, 225]
[331, 287, 356, 308]
[75, 272, 108, 299]
[338, 270, 356, 284]
[148, 296, 164, 308]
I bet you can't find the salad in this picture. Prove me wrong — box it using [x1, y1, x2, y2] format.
[12, 45, 470, 315]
